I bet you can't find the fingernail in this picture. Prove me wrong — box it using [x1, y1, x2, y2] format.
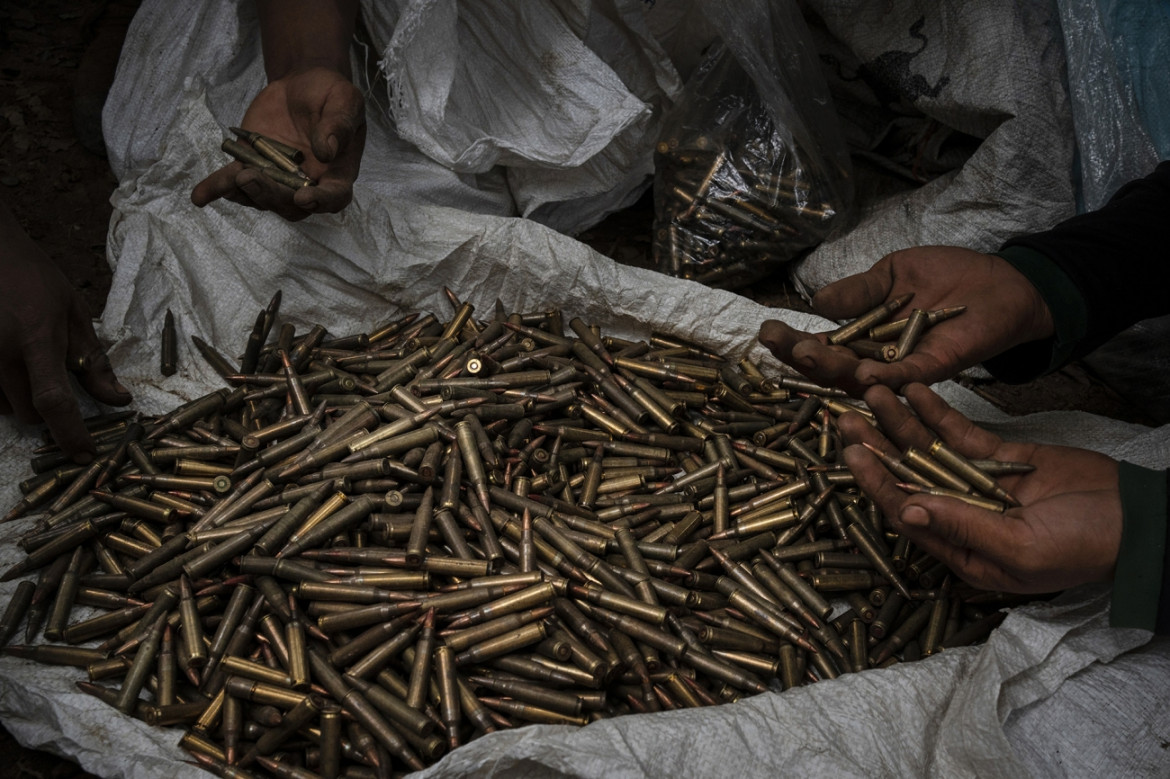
[115, 382, 130, 395]
[302, 200, 319, 211]
[796, 355, 815, 370]
[901, 505, 930, 528]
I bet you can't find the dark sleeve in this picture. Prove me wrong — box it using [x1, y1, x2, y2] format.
[983, 161, 1170, 383]
[1110, 462, 1170, 635]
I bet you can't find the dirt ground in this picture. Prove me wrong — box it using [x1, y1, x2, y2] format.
[0, 1, 1155, 777]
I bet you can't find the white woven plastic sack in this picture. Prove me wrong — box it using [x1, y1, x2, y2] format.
[1050, 0, 1169, 424]
[1053, 0, 1161, 212]
[792, 0, 1076, 296]
[371, 0, 682, 232]
[2, 1, 1169, 776]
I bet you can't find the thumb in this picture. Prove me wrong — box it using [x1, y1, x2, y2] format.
[898, 497, 1017, 558]
[68, 299, 131, 406]
[812, 260, 895, 320]
[310, 84, 364, 163]
[854, 349, 952, 390]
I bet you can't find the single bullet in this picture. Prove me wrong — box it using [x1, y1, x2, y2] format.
[826, 293, 914, 345]
[114, 612, 166, 714]
[161, 308, 177, 376]
[0, 580, 36, 646]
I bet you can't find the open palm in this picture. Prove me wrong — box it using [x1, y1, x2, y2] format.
[192, 67, 365, 221]
[840, 383, 1121, 593]
[760, 246, 1055, 395]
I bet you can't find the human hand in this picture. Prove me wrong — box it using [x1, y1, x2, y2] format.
[839, 383, 1121, 593]
[0, 205, 132, 462]
[191, 67, 365, 222]
[758, 246, 1055, 395]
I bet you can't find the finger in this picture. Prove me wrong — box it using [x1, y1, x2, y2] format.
[758, 320, 872, 395]
[758, 319, 818, 364]
[902, 382, 1002, 459]
[892, 495, 1019, 552]
[837, 414, 896, 455]
[235, 168, 310, 222]
[292, 175, 352, 214]
[811, 257, 894, 320]
[891, 497, 1027, 590]
[72, 348, 131, 407]
[0, 364, 32, 422]
[309, 84, 365, 163]
[860, 384, 935, 451]
[298, 120, 364, 214]
[20, 345, 95, 462]
[789, 340, 873, 396]
[67, 300, 132, 407]
[222, 191, 255, 209]
[854, 348, 955, 390]
[842, 442, 913, 519]
[191, 161, 247, 207]
[891, 517, 1007, 592]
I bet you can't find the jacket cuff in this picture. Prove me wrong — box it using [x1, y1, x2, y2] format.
[1110, 461, 1169, 632]
[981, 246, 1089, 383]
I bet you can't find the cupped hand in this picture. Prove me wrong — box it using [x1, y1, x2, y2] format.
[191, 67, 365, 221]
[839, 383, 1121, 594]
[759, 246, 1055, 395]
[0, 205, 132, 461]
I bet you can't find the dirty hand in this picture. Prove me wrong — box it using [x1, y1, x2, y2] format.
[0, 204, 132, 462]
[758, 246, 1055, 395]
[839, 383, 1121, 593]
[191, 67, 365, 222]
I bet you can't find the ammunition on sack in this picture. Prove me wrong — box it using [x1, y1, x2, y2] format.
[0, 580, 35, 646]
[161, 308, 177, 376]
[0, 290, 1021, 776]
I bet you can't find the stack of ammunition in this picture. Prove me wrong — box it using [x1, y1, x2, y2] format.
[823, 293, 967, 364]
[0, 290, 1027, 778]
[220, 126, 314, 191]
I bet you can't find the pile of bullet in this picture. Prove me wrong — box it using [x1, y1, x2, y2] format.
[823, 293, 968, 365]
[651, 55, 847, 288]
[219, 127, 314, 191]
[0, 290, 1027, 778]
